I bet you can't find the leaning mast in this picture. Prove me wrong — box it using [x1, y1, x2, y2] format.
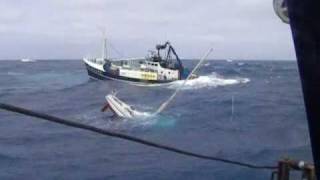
[102, 35, 107, 60]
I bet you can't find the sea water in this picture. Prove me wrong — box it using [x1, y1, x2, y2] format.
[0, 60, 312, 179]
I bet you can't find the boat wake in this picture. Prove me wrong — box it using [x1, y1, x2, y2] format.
[168, 72, 250, 90]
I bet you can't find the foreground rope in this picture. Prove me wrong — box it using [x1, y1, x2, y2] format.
[0, 103, 276, 170]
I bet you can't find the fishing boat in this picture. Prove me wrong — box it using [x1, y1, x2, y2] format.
[83, 38, 193, 84]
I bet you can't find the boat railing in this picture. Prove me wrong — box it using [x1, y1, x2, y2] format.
[111, 57, 145, 61]
[84, 57, 105, 65]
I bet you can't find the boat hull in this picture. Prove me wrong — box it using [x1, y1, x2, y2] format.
[105, 94, 134, 118]
[84, 62, 177, 84]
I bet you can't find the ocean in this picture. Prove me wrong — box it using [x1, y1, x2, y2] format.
[0, 60, 313, 179]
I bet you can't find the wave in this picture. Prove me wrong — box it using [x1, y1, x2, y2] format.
[167, 72, 250, 90]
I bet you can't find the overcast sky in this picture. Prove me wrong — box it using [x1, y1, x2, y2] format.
[0, 0, 296, 60]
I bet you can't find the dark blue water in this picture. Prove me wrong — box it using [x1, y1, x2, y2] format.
[0, 60, 312, 179]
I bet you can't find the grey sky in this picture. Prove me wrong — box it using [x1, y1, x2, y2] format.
[0, 0, 295, 60]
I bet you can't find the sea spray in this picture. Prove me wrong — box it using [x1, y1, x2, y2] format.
[168, 73, 250, 90]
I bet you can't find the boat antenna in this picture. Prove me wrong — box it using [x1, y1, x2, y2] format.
[153, 48, 213, 115]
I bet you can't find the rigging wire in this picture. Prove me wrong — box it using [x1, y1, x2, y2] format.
[108, 42, 125, 59]
[0, 103, 276, 170]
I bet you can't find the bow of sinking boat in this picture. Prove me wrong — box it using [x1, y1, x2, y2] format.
[102, 94, 136, 119]
[107, 94, 135, 118]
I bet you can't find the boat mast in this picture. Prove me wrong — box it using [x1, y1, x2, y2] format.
[102, 36, 107, 60]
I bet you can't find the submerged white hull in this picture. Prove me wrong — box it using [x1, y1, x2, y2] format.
[105, 94, 135, 118]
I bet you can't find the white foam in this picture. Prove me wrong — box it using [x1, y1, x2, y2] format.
[21, 59, 36, 63]
[132, 110, 152, 119]
[130, 111, 177, 128]
[167, 73, 250, 90]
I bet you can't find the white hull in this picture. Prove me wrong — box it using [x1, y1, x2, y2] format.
[105, 94, 135, 118]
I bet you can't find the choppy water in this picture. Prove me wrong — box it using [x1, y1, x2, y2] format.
[0, 60, 312, 179]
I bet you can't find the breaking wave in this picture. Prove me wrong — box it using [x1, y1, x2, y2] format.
[168, 72, 250, 90]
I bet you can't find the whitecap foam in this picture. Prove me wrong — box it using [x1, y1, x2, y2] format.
[132, 110, 152, 119]
[237, 62, 245, 66]
[130, 112, 177, 128]
[21, 59, 36, 63]
[167, 73, 250, 90]
[204, 62, 210, 67]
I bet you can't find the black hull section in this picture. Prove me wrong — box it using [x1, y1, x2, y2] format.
[84, 63, 175, 84]
[86, 66, 108, 80]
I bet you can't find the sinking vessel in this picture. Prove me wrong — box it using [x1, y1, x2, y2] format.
[83, 38, 193, 84]
[101, 93, 138, 118]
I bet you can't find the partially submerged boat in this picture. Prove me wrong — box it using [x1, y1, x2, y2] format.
[101, 93, 140, 118]
[83, 38, 193, 84]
